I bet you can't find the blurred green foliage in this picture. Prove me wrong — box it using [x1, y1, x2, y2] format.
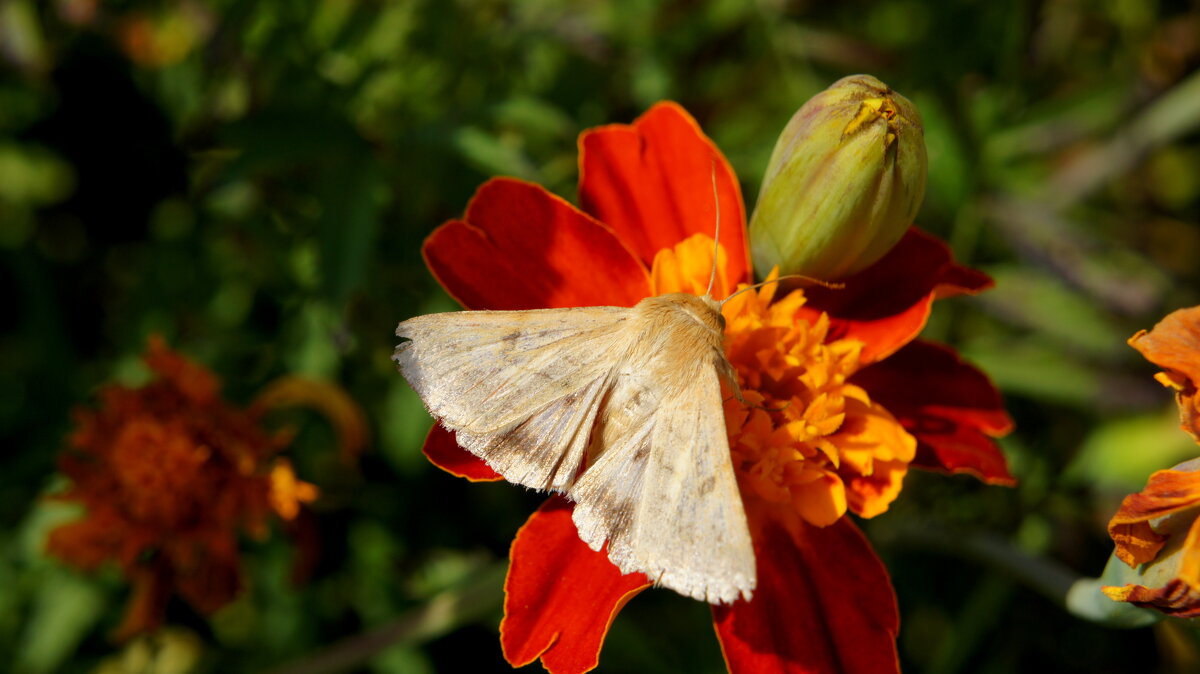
[2, 0, 1200, 672]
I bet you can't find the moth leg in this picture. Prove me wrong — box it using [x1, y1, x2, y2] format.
[717, 356, 792, 412]
[716, 355, 748, 406]
[750, 399, 792, 413]
[720, 394, 793, 413]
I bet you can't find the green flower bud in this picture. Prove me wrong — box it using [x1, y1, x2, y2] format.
[749, 75, 927, 280]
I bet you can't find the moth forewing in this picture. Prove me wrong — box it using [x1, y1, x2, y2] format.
[394, 307, 629, 491]
[394, 307, 626, 431]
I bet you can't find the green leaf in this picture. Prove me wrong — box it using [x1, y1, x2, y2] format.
[15, 569, 105, 674]
[317, 154, 387, 305]
[961, 335, 1101, 407]
[453, 127, 538, 181]
[1065, 409, 1198, 491]
[980, 265, 1127, 358]
[1066, 556, 1162, 629]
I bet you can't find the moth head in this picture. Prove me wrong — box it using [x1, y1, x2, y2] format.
[639, 293, 725, 337]
[697, 293, 726, 331]
[707, 295, 727, 331]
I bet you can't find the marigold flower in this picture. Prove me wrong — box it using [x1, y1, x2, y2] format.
[46, 337, 319, 640]
[1105, 306, 1200, 616]
[417, 102, 1012, 673]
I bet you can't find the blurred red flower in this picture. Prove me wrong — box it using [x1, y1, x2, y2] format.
[46, 337, 318, 640]
[418, 102, 1012, 673]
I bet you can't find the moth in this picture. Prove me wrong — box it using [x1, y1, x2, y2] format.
[394, 181, 769, 604]
[394, 287, 754, 603]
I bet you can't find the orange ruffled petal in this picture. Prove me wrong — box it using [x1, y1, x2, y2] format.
[1128, 305, 1200, 442]
[1103, 309, 1200, 617]
[1103, 501, 1200, 617]
[650, 233, 734, 302]
[1109, 467, 1200, 568]
[1101, 578, 1200, 618]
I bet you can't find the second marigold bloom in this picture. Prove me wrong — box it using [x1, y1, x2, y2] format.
[1105, 306, 1200, 616]
[412, 100, 1013, 673]
[47, 337, 318, 639]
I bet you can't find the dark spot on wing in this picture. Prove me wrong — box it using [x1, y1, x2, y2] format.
[594, 492, 635, 533]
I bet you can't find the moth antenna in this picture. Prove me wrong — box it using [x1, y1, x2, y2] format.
[705, 160, 721, 298]
[719, 275, 844, 308]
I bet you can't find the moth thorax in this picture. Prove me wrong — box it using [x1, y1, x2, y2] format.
[637, 293, 725, 336]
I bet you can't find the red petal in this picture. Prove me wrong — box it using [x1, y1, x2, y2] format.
[424, 178, 651, 311]
[422, 426, 501, 482]
[801, 228, 993, 363]
[579, 102, 751, 288]
[714, 513, 900, 674]
[501, 497, 651, 674]
[852, 340, 1015, 485]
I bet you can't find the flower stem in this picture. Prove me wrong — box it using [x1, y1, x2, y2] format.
[877, 520, 1157, 627]
[881, 522, 1075, 601]
[265, 561, 507, 674]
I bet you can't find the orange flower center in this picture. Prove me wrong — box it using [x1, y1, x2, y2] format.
[651, 235, 916, 526]
[110, 416, 211, 527]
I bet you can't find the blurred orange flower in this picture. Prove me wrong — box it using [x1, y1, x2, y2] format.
[118, 4, 214, 68]
[1106, 306, 1200, 616]
[47, 336, 318, 640]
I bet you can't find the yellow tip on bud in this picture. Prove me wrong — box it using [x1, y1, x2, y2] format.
[749, 75, 927, 280]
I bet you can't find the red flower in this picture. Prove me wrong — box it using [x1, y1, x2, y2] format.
[47, 337, 320, 639]
[418, 103, 1013, 672]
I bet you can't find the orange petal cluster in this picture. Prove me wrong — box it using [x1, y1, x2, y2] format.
[46, 336, 318, 639]
[1106, 306, 1200, 616]
[1104, 461, 1200, 617]
[1127, 306, 1200, 442]
[652, 235, 916, 527]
